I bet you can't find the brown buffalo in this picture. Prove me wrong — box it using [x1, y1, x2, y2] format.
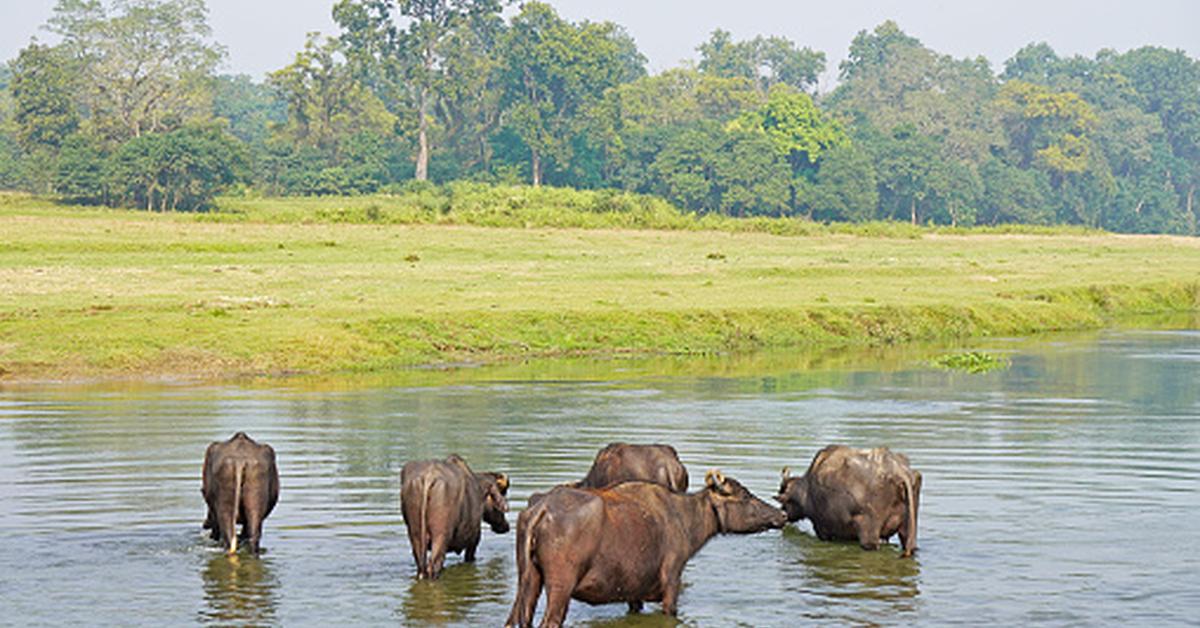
[575, 442, 689, 492]
[527, 443, 689, 509]
[777, 445, 922, 557]
[400, 454, 510, 579]
[202, 432, 280, 555]
[505, 470, 786, 627]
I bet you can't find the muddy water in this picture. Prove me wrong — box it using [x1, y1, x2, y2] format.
[1, 330, 1197, 626]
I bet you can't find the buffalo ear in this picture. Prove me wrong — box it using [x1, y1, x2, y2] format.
[781, 466, 791, 481]
[495, 473, 509, 495]
[705, 469, 728, 493]
[488, 484, 509, 512]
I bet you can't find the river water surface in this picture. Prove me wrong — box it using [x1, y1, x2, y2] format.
[1, 330, 1198, 626]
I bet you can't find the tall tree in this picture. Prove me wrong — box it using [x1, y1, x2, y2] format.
[334, 0, 506, 181]
[10, 43, 80, 154]
[47, 0, 226, 142]
[698, 30, 824, 93]
[497, 2, 644, 185]
[729, 85, 848, 172]
[268, 33, 396, 159]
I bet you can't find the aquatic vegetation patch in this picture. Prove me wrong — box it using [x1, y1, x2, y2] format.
[933, 351, 1011, 373]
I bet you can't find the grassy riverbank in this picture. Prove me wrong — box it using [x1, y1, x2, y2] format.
[1, 193, 1197, 382]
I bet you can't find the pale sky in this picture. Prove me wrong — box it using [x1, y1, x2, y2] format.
[4, 0, 1198, 89]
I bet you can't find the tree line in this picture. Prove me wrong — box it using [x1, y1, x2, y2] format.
[1, 0, 1197, 233]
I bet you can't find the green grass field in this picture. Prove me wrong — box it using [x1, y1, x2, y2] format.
[1, 192, 1197, 382]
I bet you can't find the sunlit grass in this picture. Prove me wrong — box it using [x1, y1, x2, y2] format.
[0, 193, 1196, 381]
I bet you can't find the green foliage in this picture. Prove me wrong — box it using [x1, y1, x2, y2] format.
[55, 132, 108, 202]
[47, 0, 226, 142]
[698, 29, 825, 92]
[213, 74, 286, 144]
[107, 123, 246, 211]
[3, 9, 1199, 236]
[269, 34, 396, 158]
[932, 351, 1010, 373]
[497, 2, 644, 185]
[730, 85, 849, 168]
[10, 44, 79, 153]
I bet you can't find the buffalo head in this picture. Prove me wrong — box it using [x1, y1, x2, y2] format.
[481, 472, 510, 534]
[704, 469, 786, 533]
[776, 466, 808, 523]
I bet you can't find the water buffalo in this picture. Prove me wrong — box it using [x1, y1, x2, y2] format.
[202, 432, 279, 554]
[527, 442, 689, 508]
[504, 470, 786, 627]
[777, 445, 922, 557]
[576, 442, 689, 492]
[400, 454, 510, 579]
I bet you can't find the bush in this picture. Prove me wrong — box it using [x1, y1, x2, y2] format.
[108, 124, 247, 211]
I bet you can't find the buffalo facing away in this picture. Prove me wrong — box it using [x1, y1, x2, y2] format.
[574, 442, 689, 492]
[400, 454, 510, 579]
[202, 432, 280, 554]
[527, 442, 690, 508]
[777, 445, 922, 557]
[505, 470, 786, 627]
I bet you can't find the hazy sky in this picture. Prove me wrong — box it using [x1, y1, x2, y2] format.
[4, 0, 1198, 89]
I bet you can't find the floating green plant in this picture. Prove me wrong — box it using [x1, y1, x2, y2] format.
[933, 351, 1011, 374]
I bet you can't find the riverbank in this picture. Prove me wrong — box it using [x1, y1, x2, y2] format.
[2, 195, 1197, 383]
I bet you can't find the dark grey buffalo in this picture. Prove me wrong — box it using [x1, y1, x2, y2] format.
[505, 470, 786, 627]
[400, 454, 510, 579]
[202, 432, 280, 554]
[777, 445, 922, 557]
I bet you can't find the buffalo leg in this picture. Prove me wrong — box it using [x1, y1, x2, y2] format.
[539, 579, 576, 628]
[243, 508, 263, 554]
[505, 562, 542, 628]
[204, 506, 220, 540]
[627, 600, 643, 613]
[428, 536, 449, 579]
[660, 563, 685, 616]
[853, 514, 880, 551]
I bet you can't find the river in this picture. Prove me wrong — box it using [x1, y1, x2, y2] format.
[1, 330, 1197, 626]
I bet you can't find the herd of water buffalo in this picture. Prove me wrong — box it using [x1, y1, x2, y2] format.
[201, 433, 922, 626]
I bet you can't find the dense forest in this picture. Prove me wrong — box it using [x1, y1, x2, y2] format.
[1, 0, 1198, 233]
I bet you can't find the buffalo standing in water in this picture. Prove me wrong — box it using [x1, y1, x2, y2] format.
[400, 454, 510, 579]
[777, 445, 922, 557]
[527, 442, 689, 507]
[505, 470, 786, 627]
[202, 432, 280, 554]
[575, 442, 689, 492]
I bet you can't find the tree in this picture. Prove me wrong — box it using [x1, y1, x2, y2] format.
[831, 21, 1000, 165]
[334, 0, 507, 181]
[698, 30, 824, 93]
[47, 0, 226, 143]
[213, 74, 286, 144]
[10, 43, 80, 154]
[268, 33, 396, 160]
[497, 2, 645, 185]
[590, 68, 762, 187]
[55, 132, 109, 202]
[713, 129, 792, 216]
[107, 122, 245, 211]
[978, 158, 1052, 225]
[729, 85, 848, 172]
[804, 144, 878, 222]
[868, 124, 940, 224]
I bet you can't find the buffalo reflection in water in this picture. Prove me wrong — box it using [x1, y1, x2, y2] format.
[200, 551, 279, 625]
[401, 556, 509, 624]
[780, 526, 921, 620]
